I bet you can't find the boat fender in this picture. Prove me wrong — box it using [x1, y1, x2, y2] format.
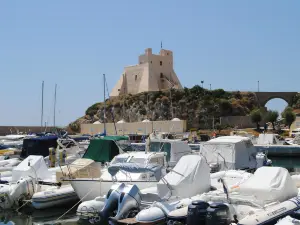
[49, 147, 56, 168]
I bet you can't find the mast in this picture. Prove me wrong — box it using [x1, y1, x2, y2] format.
[53, 83, 57, 128]
[41, 81, 44, 132]
[169, 73, 173, 119]
[103, 74, 106, 134]
[104, 75, 117, 135]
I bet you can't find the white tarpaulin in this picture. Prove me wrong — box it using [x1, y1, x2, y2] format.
[12, 155, 52, 182]
[200, 136, 257, 170]
[157, 155, 211, 199]
[238, 167, 298, 206]
[257, 134, 280, 145]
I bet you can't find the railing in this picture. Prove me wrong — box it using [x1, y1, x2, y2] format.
[130, 143, 202, 151]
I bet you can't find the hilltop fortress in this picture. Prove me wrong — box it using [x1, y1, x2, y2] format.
[110, 48, 182, 97]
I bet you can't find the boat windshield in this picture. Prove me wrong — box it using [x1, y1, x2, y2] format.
[110, 156, 130, 164]
[128, 156, 147, 164]
[116, 140, 139, 152]
[149, 142, 171, 161]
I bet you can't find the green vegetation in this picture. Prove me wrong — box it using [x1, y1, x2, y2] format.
[265, 110, 279, 130]
[250, 109, 262, 130]
[282, 107, 296, 128]
[69, 85, 282, 133]
[291, 93, 300, 109]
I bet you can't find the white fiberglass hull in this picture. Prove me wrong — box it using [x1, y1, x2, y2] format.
[32, 185, 78, 209]
[70, 179, 157, 201]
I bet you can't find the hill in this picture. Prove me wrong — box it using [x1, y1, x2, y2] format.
[69, 85, 260, 133]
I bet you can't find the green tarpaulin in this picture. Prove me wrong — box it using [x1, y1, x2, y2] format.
[83, 136, 128, 162]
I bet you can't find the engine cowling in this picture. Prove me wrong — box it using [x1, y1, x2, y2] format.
[110, 184, 141, 221]
[99, 183, 126, 219]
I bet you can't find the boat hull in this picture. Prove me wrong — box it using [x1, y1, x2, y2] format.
[70, 179, 157, 201]
[32, 185, 79, 209]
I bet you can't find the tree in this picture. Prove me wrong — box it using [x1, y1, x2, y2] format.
[215, 123, 227, 133]
[282, 108, 296, 128]
[250, 109, 262, 130]
[265, 110, 279, 130]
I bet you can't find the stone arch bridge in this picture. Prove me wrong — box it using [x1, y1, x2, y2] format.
[254, 92, 298, 107]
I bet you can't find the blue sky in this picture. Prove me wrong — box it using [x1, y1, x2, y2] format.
[1, 0, 299, 126]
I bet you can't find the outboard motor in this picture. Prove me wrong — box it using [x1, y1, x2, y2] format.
[186, 200, 210, 225]
[110, 184, 141, 221]
[99, 183, 126, 219]
[0, 177, 35, 209]
[206, 203, 231, 225]
[256, 152, 272, 168]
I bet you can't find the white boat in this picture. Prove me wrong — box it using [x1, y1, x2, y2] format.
[199, 136, 271, 172]
[21, 135, 85, 167]
[0, 134, 28, 149]
[0, 155, 78, 209]
[75, 136, 269, 221]
[65, 139, 193, 202]
[256, 133, 286, 145]
[76, 154, 212, 221]
[162, 166, 300, 225]
[286, 134, 300, 146]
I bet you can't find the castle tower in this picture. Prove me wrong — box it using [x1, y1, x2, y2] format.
[110, 48, 182, 97]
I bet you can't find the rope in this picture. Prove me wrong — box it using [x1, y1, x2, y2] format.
[16, 199, 31, 212]
[55, 186, 97, 222]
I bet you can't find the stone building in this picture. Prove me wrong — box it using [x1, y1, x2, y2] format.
[110, 48, 182, 97]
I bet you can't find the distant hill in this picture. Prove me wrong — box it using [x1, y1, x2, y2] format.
[69, 85, 262, 133]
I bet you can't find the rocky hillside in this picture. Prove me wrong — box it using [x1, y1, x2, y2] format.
[69, 85, 260, 132]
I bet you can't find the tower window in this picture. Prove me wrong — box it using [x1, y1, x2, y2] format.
[160, 61, 162, 66]
[160, 73, 163, 78]
[135, 75, 137, 81]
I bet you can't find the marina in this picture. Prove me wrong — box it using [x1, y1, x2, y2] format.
[3, 1, 300, 224]
[0, 156, 299, 225]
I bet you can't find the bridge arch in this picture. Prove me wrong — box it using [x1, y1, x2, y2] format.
[254, 92, 298, 107]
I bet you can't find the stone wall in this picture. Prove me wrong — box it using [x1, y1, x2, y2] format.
[80, 120, 187, 135]
[0, 126, 56, 135]
[220, 116, 262, 129]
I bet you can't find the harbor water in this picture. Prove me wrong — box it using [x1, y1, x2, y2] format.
[0, 156, 299, 225]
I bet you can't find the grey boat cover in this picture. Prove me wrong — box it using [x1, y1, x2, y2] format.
[108, 163, 163, 180]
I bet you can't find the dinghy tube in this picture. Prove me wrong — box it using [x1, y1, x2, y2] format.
[238, 197, 300, 225]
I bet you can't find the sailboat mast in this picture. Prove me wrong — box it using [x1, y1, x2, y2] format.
[41, 81, 44, 132]
[103, 74, 106, 133]
[53, 83, 57, 128]
[169, 73, 173, 119]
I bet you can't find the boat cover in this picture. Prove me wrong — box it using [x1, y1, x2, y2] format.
[108, 163, 163, 180]
[56, 158, 101, 183]
[257, 133, 280, 145]
[200, 136, 257, 170]
[238, 166, 298, 206]
[21, 136, 58, 158]
[83, 136, 128, 163]
[157, 155, 211, 199]
[12, 155, 52, 182]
